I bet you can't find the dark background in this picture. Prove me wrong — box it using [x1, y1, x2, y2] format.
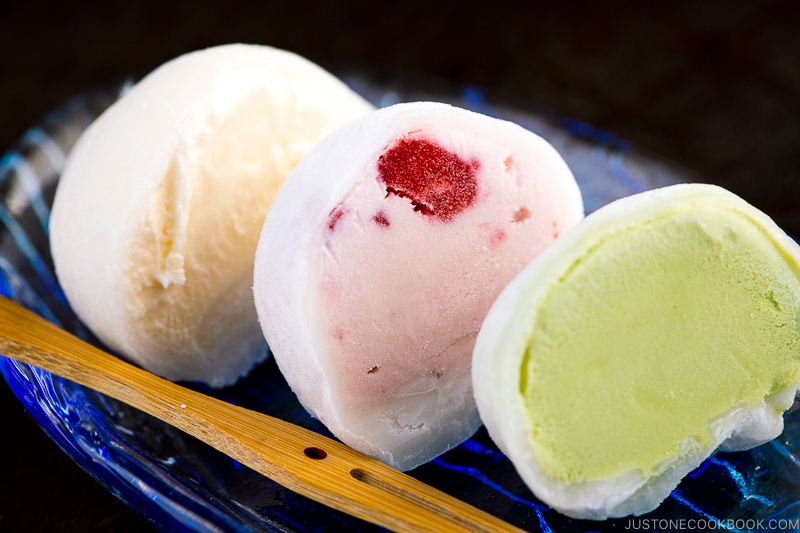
[1, 1, 799, 531]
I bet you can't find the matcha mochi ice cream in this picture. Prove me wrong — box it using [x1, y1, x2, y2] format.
[473, 183, 800, 520]
[49, 44, 373, 386]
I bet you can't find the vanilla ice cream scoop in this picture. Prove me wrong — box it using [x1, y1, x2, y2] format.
[254, 102, 584, 471]
[49, 44, 373, 387]
[473, 183, 800, 519]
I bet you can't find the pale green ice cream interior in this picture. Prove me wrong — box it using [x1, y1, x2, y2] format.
[520, 204, 800, 484]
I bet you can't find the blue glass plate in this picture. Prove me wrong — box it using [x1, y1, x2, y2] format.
[1, 70, 799, 533]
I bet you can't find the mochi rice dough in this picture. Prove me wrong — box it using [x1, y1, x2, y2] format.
[473, 184, 800, 519]
[254, 102, 584, 471]
[49, 44, 373, 387]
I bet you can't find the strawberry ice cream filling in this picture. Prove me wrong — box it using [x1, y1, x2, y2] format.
[316, 128, 569, 427]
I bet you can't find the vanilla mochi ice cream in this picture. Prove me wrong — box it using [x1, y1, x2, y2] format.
[473, 183, 800, 519]
[254, 102, 584, 471]
[49, 44, 373, 387]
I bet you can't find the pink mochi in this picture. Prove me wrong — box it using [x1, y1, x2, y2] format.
[254, 102, 583, 471]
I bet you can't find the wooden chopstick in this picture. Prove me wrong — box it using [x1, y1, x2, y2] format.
[0, 296, 524, 533]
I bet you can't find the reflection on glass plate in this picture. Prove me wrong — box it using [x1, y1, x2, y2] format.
[1, 70, 798, 533]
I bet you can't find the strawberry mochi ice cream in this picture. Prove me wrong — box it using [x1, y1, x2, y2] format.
[254, 102, 584, 471]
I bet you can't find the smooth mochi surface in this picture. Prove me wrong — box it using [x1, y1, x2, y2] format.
[49, 44, 373, 387]
[473, 183, 800, 520]
[254, 102, 584, 471]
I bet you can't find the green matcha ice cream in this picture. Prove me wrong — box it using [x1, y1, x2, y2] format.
[472, 183, 800, 520]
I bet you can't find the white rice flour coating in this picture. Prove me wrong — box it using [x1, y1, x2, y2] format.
[50, 44, 373, 387]
[254, 102, 584, 471]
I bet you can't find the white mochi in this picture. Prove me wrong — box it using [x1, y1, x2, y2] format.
[50, 44, 373, 387]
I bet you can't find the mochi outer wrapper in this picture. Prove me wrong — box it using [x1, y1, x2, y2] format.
[49, 44, 374, 387]
[254, 101, 584, 471]
[472, 183, 800, 520]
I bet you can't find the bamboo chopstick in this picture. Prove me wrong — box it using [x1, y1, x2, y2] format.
[0, 296, 524, 533]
